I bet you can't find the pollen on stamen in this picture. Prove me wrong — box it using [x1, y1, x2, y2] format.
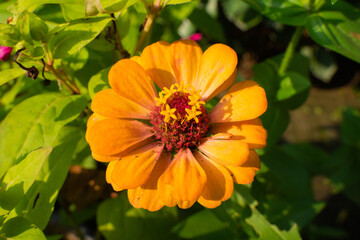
[150, 83, 210, 151]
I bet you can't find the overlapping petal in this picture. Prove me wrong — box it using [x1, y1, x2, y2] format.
[194, 151, 233, 208]
[127, 152, 171, 211]
[140, 41, 176, 89]
[108, 59, 157, 110]
[194, 44, 238, 101]
[158, 148, 207, 203]
[226, 150, 261, 184]
[111, 142, 164, 189]
[106, 161, 123, 191]
[210, 118, 267, 149]
[198, 137, 249, 167]
[87, 119, 154, 156]
[210, 80, 267, 123]
[91, 89, 152, 119]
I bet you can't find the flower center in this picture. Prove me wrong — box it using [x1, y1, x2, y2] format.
[150, 83, 210, 151]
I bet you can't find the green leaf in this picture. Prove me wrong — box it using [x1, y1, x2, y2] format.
[96, 0, 139, 13]
[331, 0, 339, 5]
[0, 93, 87, 179]
[0, 217, 46, 240]
[17, 0, 74, 12]
[234, 186, 302, 240]
[0, 67, 24, 87]
[246, 0, 319, 26]
[173, 209, 235, 239]
[261, 104, 290, 149]
[0, 24, 20, 47]
[0, 147, 52, 216]
[222, 0, 262, 31]
[276, 71, 310, 109]
[97, 193, 178, 240]
[88, 67, 110, 99]
[167, 0, 194, 4]
[19, 12, 49, 42]
[4, 127, 82, 229]
[48, 16, 111, 59]
[340, 108, 360, 148]
[61, 0, 86, 21]
[306, 11, 360, 63]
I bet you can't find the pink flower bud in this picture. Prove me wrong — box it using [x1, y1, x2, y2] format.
[188, 33, 202, 42]
[0, 46, 13, 61]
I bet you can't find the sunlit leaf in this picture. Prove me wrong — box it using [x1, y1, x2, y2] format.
[48, 16, 111, 59]
[0, 217, 46, 240]
[0, 147, 52, 215]
[88, 67, 110, 99]
[0, 93, 87, 179]
[0, 24, 20, 47]
[0, 67, 24, 87]
[4, 127, 82, 229]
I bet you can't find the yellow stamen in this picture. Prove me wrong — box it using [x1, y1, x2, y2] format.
[160, 104, 177, 123]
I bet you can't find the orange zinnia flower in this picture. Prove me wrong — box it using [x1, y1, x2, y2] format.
[86, 40, 267, 211]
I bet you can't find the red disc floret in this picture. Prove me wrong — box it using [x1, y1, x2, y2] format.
[150, 93, 210, 152]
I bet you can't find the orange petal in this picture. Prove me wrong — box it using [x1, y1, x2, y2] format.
[158, 148, 207, 203]
[203, 69, 237, 102]
[198, 137, 249, 167]
[194, 151, 233, 202]
[226, 150, 261, 184]
[177, 200, 196, 209]
[108, 59, 157, 110]
[86, 119, 154, 156]
[106, 161, 123, 191]
[127, 151, 171, 211]
[168, 40, 202, 86]
[197, 197, 222, 208]
[128, 188, 164, 212]
[85, 113, 109, 142]
[210, 80, 267, 123]
[140, 41, 176, 89]
[92, 152, 120, 162]
[91, 89, 151, 119]
[210, 118, 267, 149]
[111, 142, 164, 189]
[194, 44, 238, 101]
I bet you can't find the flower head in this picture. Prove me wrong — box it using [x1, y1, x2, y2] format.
[86, 40, 267, 211]
[0, 46, 12, 61]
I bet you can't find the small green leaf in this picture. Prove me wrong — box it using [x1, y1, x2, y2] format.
[0, 147, 52, 215]
[88, 67, 110, 99]
[331, 0, 339, 5]
[0, 217, 46, 240]
[306, 10, 360, 63]
[276, 71, 310, 108]
[0, 93, 87, 179]
[0, 24, 20, 47]
[48, 16, 111, 59]
[0, 67, 24, 87]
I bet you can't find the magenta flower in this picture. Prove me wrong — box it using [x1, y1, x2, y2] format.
[0, 46, 13, 61]
[188, 33, 202, 42]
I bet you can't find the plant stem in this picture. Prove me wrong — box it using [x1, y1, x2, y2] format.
[278, 26, 304, 76]
[134, 0, 162, 54]
[110, 14, 130, 59]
